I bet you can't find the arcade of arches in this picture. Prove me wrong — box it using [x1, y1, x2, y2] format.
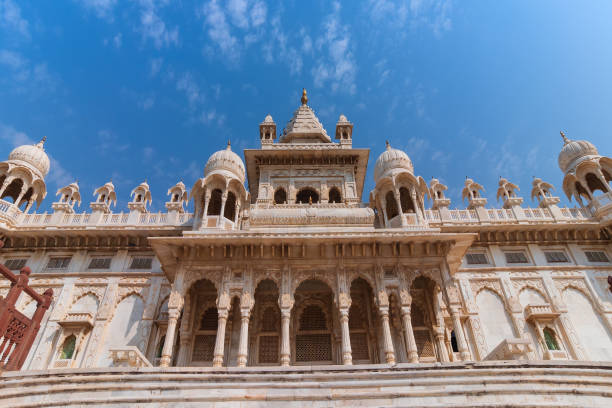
[160, 270, 470, 367]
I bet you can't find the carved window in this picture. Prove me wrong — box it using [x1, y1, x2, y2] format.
[385, 191, 399, 219]
[200, 308, 218, 330]
[207, 189, 222, 215]
[450, 330, 459, 352]
[296, 305, 332, 362]
[544, 251, 569, 263]
[88, 257, 112, 270]
[296, 188, 319, 204]
[543, 327, 560, 351]
[59, 335, 76, 360]
[258, 335, 279, 363]
[46, 257, 71, 270]
[224, 191, 236, 221]
[192, 308, 218, 363]
[129, 257, 153, 270]
[349, 304, 369, 361]
[585, 251, 610, 263]
[274, 188, 287, 204]
[328, 187, 342, 203]
[399, 187, 415, 213]
[4, 258, 27, 270]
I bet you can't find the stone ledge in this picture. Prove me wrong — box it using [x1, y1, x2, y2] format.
[1, 361, 611, 407]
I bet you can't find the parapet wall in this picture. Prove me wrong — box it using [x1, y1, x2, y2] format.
[1, 361, 611, 407]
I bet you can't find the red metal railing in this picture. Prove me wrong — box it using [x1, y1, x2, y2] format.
[0, 241, 53, 371]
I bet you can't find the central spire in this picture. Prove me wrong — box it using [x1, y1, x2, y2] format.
[301, 88, 308, 105]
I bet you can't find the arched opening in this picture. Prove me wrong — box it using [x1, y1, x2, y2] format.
[385, 191, 399, 219]
[207, 189, 222, 215]
[59, 335, 77, 360]
[135, 194, 142, 202]
[328, 187, 342, 203]
[575, 182, 590, 201]
[224, 191, 236, 220]
[253, 279, 280, 365]
[293, 279, 334, 364]
[156, 335, 166, 360]
[274, 188, 287, 204]
[585, 173, 609, 196]
[603, 169, 612, 185]
[189, 279, 219, 366]
[349, 278, 378, 363]
[450, 331, 459, 352]
[543, 327, 560, 351]
[296, 188, 319, 204]
[173, 193, 179, 202]
[399, 187, 415, 213]
[476, 288, 515, 355]
[409, 276, 443, 362]
[0, 178, 23, 203]
[99, 194, 106, 202]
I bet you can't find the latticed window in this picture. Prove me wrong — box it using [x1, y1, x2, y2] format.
[414, 330, 435, 358]
[200, 308, 218, 330]
[411, 305, 426, 327]
[504, 252, 529, 264]
[585, 251, 610, 263]
[348, 305, 365, 330]
[192, 335, 216, 362]
[88, 257, 112, 269]
[543, 327, 560, 351]
[261, 307, 279, 332]
[129, 257, 153, 270]
[258, 335, 279, 364]
[47, 257, 71, 269]
[296, 304, 332, 362]
[299, 305, 327, 331]
[466, 253, 488, 265]
[4, 258, 27, 270]
[544, 251, 569, 263]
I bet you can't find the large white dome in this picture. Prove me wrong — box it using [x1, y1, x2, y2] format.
[374, 142, 414, 183]
[558, 132, 599, 173]
[8, 138, 50, 177]
[204, 142, 246, 183]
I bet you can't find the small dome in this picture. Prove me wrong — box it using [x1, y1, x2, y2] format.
[263, 114, 274, 123]
[204, 142, 246, 183]
[338, 114, 348, 122]
[8, 138, 50, 177]
[558, 132, 599, 173]
[374, 141, 414, 183]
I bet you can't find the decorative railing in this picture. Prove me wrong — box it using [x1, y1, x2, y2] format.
[0, 241, 53, 371]
[18, 211, 193, 228]
[109, 346, 152, 368]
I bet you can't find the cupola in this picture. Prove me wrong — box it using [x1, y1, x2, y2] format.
[204, 141, 246, 184]
[374, 141, 414, 183]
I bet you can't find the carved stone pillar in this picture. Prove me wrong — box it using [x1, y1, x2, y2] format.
[237, 309, 250, 367]
[159, 308, 180, 367]
[202, 191, 211, 223]
[213, 307, 229, 367]
[339, 308, 352, 365]
[434, 325, 449, 362]
[400, 306, 419, 363]
[379, 306, 396, 364]
[280, 308, 291, 366]
[218, 191, 228, 226]
[450, 306, 471, 361]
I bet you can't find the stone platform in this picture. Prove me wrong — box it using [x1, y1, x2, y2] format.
[1, 361, 611, 407]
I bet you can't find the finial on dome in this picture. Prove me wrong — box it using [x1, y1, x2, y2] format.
[560, 131, 570, 145]
[36, 136, 46, 149]
[226, 140, 231, 150]
[301, 88, 308, 105]
[385, 140, 391, 150]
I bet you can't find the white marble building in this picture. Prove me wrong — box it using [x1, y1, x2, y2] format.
[0, 90, 611, 406]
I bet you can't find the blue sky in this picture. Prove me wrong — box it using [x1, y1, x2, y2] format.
[1, 0, 612, 212]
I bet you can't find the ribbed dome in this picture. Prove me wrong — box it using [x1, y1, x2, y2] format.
[204, 142, 246, 183]
[263, 114, 274, 123]
[374, 142, 414, 183]
[9, 138, 50, 177]
[558, 132, 599, 173]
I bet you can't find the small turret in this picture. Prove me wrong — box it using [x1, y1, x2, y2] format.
[462, 178, 487, 209]
[166, 181, 188, 213]
[128, 181, 152, 213]
[91, 181, 116, 214]
[496, 178, 523, 209]
[335, 114, 353, 148]
[52, 181, 81, 214]
[259, 114, 276, 147]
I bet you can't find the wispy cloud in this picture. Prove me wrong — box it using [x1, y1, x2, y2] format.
[312, 2, 356, 94]
[138, 1, 179, 48]
[149, 57, 163, 76]
[368, 0, 452, 36]
[74, 0, 117, 21]
[0, 50, 57, 94]
[0, 0, 29, 38]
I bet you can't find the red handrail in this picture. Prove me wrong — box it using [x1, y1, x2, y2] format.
[0, 240, 53, 371]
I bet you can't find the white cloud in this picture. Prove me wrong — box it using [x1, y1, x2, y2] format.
[139, 5, 179, 48]
[150, 57, 163, 76]
[75, 0, 117, 20]
[97, 129, 130, 154]
[201, 0, 240, 62]
[250, 1, 267, 27]
[367, 0, 452, 36]
[176, 72, 203, 107]
[0, 0, 29, 38]
[227, 0, 249, 29]
[138, 95, 155, 110]
[113, 32, 122, 48]
[143, 146, 154, 160]
[312, 2, 356, 93]
[0, 48, 24, 69]
[0, 123, 73, 187]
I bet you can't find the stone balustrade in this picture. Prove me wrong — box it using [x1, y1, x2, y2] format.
[525, 304, 560, 321]
[109, 346, 152, 368]
[485, 338, 533, 361]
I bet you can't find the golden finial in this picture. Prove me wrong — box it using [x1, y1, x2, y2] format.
[560, 131, 570, 144]
[226, 140, 231, 150]
[301, 88, 308, 105]
[36, 136, 46, 148]
[385, 140, 390, 150]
